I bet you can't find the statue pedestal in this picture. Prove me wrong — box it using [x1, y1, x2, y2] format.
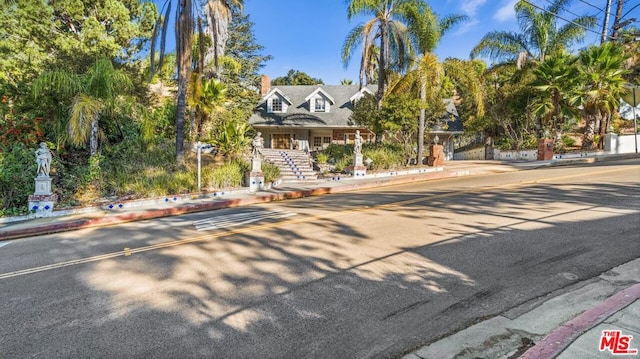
[247, 172, 264, 192]
[29, 177, 57, 218]
[246, 156, 265, 192]
[348, 154, 367, 178]
[28, 193, 57, 218]
[34, 176, 53, 195]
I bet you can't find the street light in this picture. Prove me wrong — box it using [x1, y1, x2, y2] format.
[622, 85, 639, 153]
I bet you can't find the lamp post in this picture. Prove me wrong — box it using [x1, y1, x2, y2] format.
[622, 85, 639, 153]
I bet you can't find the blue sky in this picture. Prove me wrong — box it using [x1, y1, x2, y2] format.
[243, 0, 639, 84]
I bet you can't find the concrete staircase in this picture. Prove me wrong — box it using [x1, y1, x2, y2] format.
[261, 149, 318, 182]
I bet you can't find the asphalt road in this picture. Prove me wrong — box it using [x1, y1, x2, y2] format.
[1, 160, 639, 358]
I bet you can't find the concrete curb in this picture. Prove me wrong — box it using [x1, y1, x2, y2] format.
[520, 283, 640, 359]
[0, 167, 468, 241]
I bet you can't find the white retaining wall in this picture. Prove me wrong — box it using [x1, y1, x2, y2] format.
[605, 134, 640, 154]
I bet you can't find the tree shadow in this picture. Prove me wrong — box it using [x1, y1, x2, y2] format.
[1, 178, 639, 358]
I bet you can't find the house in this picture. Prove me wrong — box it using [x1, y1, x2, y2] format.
[249, 75, 463, 160]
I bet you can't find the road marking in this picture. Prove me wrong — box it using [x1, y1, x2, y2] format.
[0, 241, 11, 248]
[0, 165, 636, 281]
[194, 209, 297, 231]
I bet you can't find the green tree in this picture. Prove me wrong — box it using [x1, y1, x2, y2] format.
[188, 75, 227, 139]
[380, 92, 421, 162]
[349, 93, 384, 138]
[223, 7, 272, 105]
[404, 3, 469, 163]
[531, 53, 579, 147]
[470, 0, 596, 66]
[272, 69, 324, 85]
[32, 58, 133, 156]
[571, 43, 629, 149]
[343, 0, 427, 104]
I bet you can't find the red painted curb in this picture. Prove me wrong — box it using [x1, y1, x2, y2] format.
[520, 283, 640, 359]
[0, 169, 465, 240]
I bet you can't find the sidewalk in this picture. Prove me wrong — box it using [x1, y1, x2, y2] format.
[2, 153, 639, 359]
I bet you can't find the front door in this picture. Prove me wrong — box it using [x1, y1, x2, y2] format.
[272, 134, 290, 149]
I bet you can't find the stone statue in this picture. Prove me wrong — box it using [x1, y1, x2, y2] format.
[35, 142, 52, 177]
[354, 130, 363, 155]
[252, 132, 264, 158]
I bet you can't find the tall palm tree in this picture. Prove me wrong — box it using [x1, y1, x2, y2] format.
[147, 0, 194, 162]
[405, 3, 469, 164]
[32, 58, 133, 156]
[571, 43, 629, 149]
[343, 0, 426, 105]
[470, 0, 596, 66]
[204, 0, 243, 78]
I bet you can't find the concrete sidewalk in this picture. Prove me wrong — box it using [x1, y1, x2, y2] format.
[1, 153, 639, 359]
[403, 258, 640, 359]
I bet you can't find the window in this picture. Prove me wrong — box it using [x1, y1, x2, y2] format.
[314, 97, 326, 112]
[271, 98, 282, 112]
[323, 136, 331, 144]
[313, 136, 322, 147]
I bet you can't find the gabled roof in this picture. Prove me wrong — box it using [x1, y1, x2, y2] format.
[250, 85, 377, 128]
[430, 99, 463, 133]
[250, 84, 463, 133]
[304, 87, 336, 105]
[261, 88, 293, 105]
[349, 87, 375, 102]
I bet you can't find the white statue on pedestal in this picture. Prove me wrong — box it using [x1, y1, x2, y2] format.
[354, 130, 362, 155]
[252, 132, 264, 158]
[35, 142, 52, 177]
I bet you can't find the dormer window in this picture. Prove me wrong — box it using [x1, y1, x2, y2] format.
[272, 98, 283, 112]
[305, 88, 335, 113]
[263, 88, 292, 113]
[314, 98, 326, 112]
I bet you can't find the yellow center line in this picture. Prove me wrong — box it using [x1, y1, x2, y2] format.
[0, 165, 635, 280]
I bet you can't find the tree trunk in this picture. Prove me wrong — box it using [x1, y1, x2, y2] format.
[90, 114, 99, 156]
[601, 0, 612, 43]
[376, 22, 387, 109]
[175, 0, 193, 163]
[417, 81, 426, 165]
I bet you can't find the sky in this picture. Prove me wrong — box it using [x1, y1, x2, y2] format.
[242, 0, 640, 85]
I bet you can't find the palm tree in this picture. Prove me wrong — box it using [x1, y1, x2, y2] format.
[149, 0, 201, 162]
[204, 0, 244, 78]
[32, 58, 133, 156]
[571, 43, 629, 149]
[531, 53, 579, 147]
[343, 0, 427, 105]
[188, 75, 227, 138]
[470, 0, 597, 66]
[404, 3, 470, 164]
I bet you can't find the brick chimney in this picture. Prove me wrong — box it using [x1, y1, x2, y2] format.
[260, 74, 270, 96]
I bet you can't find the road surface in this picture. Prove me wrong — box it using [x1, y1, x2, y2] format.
[0, 160, 638, 358]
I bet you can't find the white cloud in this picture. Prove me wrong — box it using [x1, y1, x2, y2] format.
[493, 0, 518, 22]
[461, 0, 487, 16]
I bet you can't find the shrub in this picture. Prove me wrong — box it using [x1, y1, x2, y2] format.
[315, 152, 329, 164]
[261, 161, 280, 183]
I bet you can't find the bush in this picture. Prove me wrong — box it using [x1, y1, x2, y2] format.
[207, 160, 247, 188]
[261, 161, 280, 183]
[315, 152, 329, 164]
[362, 144, 404, 170]
[0, 143, 34, 215]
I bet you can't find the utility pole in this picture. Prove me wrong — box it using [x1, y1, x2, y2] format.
[611, 0, 625, 41]
[601, 0, 613, 43]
